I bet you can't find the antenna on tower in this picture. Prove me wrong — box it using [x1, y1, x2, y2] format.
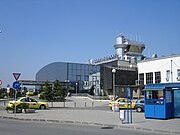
[139, 35, 142, 42]
[136, 35, 138, 41]
[130, 34, 132, 41]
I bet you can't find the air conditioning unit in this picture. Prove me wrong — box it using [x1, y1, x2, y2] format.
[177, 77, 180, 81]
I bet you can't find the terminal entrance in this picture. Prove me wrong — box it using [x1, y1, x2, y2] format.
[174, 89, 180, 117]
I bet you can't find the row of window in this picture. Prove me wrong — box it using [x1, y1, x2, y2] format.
[67, 64, 100, 82]
[139, 71, 161, 84]
[68, 75, 89, 81]
[68, 63, 100, 72]
[139, 69, 180, 84]
[166, 69, 180, 81]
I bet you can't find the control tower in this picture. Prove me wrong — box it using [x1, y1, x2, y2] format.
[114, 34, 145, 61]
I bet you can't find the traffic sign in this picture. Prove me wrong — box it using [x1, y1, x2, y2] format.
[13, 81, 21, 90]
[13, 73, 21, 80]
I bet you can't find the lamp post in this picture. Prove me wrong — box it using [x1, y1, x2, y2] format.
[112, 68, 116, 99]
[76, 82, 78, 96]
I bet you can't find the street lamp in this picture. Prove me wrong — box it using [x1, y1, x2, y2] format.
[112, 68, 116, 99]
[76, 82, 78, 96]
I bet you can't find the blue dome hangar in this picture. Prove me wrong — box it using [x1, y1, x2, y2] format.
[36, 34, 145, 97]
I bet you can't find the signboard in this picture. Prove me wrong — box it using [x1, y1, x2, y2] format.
[13, 73, 21, 80]
[13, 81, 21, 90]
[119, 110, 125, 123]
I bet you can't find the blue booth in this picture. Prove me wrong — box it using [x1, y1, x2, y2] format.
[144, 83, 180, 119]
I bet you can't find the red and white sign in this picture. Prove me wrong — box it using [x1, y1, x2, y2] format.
[13, 73, 21, 80]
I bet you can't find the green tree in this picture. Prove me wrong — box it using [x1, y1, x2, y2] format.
[53, 80, 67, 100]
[44, 81, 53, 101]
[53, 80, 62, 97]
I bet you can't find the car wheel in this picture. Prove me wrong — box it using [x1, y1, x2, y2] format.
[136, 107, 142, 112]
[40, 105, 46, 110]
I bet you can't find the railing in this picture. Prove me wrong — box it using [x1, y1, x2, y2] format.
[48, 101, 97, 108]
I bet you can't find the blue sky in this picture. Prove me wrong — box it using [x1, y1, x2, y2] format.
[0, 0, 180, 87]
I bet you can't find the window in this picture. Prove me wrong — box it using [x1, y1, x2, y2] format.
[84, 76, 89, 81]
[72, 63, 76, 70]
[139, 73, 144, 84]
[92, 76, 97, 85]
[177, 69, 180, 77]
[166, 70, 170, 82]
[68, 63, 73, 70]
[77, 64, 81, 70]
[76, 70, 81, 75]
[146, 91, 152, 99]
[76, 75, 81, 81]
[177, 69, 180, 81]
[146, 72, 153, 84]
[155, 71, 161, 83]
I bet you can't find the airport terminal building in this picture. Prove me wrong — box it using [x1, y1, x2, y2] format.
[36, 34, 145, 97]
[35, 33, 180, 98]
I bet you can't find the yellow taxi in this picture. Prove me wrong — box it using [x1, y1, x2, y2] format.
[108, 98, 136, 109]
[38, 92, 45, 99]
[7, 97, 49, 110]
[26, 91, 34, 96]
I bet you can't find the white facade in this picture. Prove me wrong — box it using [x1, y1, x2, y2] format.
[137, 55, 180, 85]
[83, 72, 101, 95]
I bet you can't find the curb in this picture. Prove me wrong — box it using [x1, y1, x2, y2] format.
[0, 115, 180, 135]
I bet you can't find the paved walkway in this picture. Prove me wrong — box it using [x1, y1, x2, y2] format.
[0, 97, 180, 135]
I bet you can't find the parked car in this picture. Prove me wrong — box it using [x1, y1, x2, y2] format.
[134, 99, 144, 112]
[26, 91, 34, 96]
[38, 92, 45, 99]
[7, 97, 49, 110]
[108, 98, 136, 109]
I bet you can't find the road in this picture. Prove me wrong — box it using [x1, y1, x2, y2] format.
[0, 119, 163, 135]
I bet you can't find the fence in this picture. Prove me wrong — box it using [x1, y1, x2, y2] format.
[48, 101, 96, 108]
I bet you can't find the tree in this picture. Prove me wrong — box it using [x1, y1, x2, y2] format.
[44, 81, 53, 101]
[53, 80, 62, 97]
[38, 80, 67, 101]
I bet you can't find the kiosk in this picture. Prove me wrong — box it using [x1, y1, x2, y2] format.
[144, 83, 180, 119]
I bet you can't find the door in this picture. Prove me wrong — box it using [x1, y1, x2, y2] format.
[174, 90, 180, 117]
[28, 98, 38, 109]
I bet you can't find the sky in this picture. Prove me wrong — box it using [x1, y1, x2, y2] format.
[0, 0, 180, 88]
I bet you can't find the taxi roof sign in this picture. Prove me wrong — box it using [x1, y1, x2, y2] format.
[13, 73, 21, 80]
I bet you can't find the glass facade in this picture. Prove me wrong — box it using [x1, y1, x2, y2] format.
[36, 62, 100, 93]
[67, 63, 100, 82]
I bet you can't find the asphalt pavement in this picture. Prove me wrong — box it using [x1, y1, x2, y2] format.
[0, 96, 180, 135]
[0, 118, 161, 135]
